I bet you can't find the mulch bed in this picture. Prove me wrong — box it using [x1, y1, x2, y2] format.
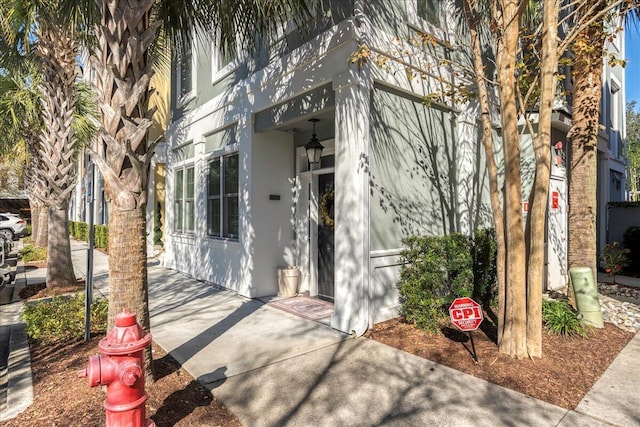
[0, 337, 241, 427]
[18, 281, 85, 300]
[365, 312, 634, 410]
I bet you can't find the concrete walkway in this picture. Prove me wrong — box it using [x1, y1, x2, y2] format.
[597, 271, 640, 288]
[2, 238, 640, 426]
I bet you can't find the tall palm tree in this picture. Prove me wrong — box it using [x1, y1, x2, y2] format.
[566, 1, 608, 282]
[81, 0, 313, 375]
[0, 0, 95, 287]
[0, 68, 48, 247]
[0, 65, 97, 248]
[564, 2, 639, 283]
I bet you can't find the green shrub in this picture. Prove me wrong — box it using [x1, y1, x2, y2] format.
[22, 294, 108, 344]
[68, 221, 109, 250]
[623, 226, 640, 275]
[398, 234, 474, 333]
[472, 228, 497, 307]
[542, 299, 587, 338]
[94, 224, 109, 250]
[78, 222, 89, 241]
[601, 241, 629, 282]
[19, 244, 47, 262]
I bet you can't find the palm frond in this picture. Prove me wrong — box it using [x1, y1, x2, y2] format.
[73, 81, 98, 148]
[154, 0, 314, 58]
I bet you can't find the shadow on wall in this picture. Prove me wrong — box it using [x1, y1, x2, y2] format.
[368, 86, 491, 251]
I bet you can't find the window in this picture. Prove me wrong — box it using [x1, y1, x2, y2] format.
[610, 78, 621, 158]
[212, 44, 234, 83]
[417, 0, 440, 27]
[208, 154, 239, 238]
[174, 165, 195, 233]
[178, 44, 193, 100]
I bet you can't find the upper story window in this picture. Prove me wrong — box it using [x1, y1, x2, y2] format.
[213, 48, 232, 71]
[212, 44, 234, 83]
[610, 77, 622, 158]
[417, 0, 440, 28]
[177, 44, 194, 103]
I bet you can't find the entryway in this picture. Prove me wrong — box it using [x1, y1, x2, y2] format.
[294, 139, 335, 303]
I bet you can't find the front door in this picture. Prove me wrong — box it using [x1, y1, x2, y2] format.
[317, 173, 335, 301]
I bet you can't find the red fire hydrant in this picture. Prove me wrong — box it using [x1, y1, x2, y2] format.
[79, 311, 155, 427]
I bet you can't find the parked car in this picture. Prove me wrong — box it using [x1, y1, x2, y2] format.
[0, 213, 27, 240]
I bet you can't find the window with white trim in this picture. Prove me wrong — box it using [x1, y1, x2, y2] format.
[417, 0, 440, 28]
[208, 154, 239, 238]
[177, 44, 194, 102]
[211, 44, 235, 83]
[174, 165, 195, 233]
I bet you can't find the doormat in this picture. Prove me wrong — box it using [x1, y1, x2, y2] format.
[268, 296, 334, 321]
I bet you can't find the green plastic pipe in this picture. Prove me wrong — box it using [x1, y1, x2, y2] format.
[569, 267, 604, 328]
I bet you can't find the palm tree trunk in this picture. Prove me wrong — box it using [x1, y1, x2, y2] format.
[107, 204, 152, 374]
[29, 197, 39, 242]
[93, 0, 157, 379]
[35, 207, 48, 248]
[46, 206, 75, 287]
[36, 27, 78, 286]
[106, 205, 149, 326]
[568, 8, 605, 283]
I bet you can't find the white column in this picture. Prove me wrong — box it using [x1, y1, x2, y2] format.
[331, 69, 371, 335]
[238, 112, 254, 297]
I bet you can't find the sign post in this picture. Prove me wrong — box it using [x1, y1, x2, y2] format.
[449, 297, 484, 362]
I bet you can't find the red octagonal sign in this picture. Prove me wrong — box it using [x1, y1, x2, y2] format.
[449, 297, 483, 331]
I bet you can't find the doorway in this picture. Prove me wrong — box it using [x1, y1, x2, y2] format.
[317, 173, 335, 301]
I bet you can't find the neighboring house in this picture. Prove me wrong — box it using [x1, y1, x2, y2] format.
[160, 1, 619, 335]
[597, 28, 627, 249]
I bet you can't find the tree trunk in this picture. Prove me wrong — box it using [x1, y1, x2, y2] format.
[107, 204, 153, 378]
[568, 7, 605, 284]
[526, 0, 558, 358]
[35, 26, 78, 287]
[93, 0, 158, 380]
[465, 0, 506, 345]
[35, 206, 49, 249]
[29, 197, 39, 243]
[496, 0, 527, 358]
[46, 206, 76, 287]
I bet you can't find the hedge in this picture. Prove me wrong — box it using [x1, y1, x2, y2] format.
[68, 221, 109, 251]
[398, 230, 497, 334]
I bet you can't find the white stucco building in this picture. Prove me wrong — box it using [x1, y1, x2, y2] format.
[161, 1, 616, 334]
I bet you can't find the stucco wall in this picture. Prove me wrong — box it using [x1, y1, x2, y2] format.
[369, 85, 461, 251]
[250, 131, 296, 297]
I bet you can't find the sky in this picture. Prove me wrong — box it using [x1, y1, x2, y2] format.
[626, 28, 640, 108]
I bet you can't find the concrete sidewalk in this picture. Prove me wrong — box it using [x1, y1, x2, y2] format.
[146, 264, 639, 427]
[597, 271, 640, 288]
[3, 239, 640, 425]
